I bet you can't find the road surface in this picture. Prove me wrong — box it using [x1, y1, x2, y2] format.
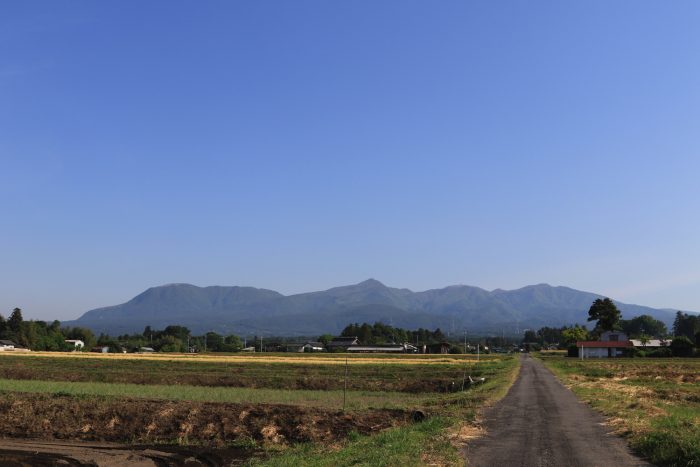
[464, 354, 651, 467]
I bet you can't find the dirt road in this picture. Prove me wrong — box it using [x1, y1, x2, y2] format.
[464, 355, 651, 467]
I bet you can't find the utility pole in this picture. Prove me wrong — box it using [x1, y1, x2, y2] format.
[260, 335, 263, 353]
[343, 355, 349, 411]
[464, 331, 467, 354]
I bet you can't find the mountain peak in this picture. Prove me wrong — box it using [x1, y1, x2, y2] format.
[68, 280, 687, 336]
[357, 278, 386, 288]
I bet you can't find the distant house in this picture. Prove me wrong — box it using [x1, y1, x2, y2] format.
[0, 340, 16, 350]
[347, 343, 419, 353]
[326, 336, 359, 352]
[577, 341, 632, 358]
[285, 342, 325, 353]
[65, 339, 84, 349]
[91, 346, 110, 353]
[425, 342, 451, 354]
[629, 339, 670, 349]
[302, 342, 325, 352]
[577, 332, 632, 358]
[138, 347, 155, 353]
[261, 342, 285, 352]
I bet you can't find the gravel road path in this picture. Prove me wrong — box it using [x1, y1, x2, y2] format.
[464, 354, 651, 467]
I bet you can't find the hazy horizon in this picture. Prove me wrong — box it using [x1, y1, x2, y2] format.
[3, 2, 700, 321]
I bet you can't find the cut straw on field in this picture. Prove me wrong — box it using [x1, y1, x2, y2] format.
[0, 351, 494, 365]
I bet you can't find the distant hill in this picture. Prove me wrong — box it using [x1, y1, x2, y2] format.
[63, 279, 691, 336]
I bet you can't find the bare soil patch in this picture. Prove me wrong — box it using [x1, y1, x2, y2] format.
[0, 393, 410, 447]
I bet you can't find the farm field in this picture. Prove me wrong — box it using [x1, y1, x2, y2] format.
[0, 352, 504, 392]
[0, 352, 519, 466]
[539, 354, 700, 466]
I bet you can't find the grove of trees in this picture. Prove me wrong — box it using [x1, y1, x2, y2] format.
[340, 322, 446, 345]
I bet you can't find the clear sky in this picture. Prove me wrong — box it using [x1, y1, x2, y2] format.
[2, 1, 699, 321]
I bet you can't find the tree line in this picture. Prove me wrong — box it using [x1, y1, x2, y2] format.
[339, 322, 446, 345]
[0, 308, 244, 353]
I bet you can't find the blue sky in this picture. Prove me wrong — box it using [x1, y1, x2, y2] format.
[2, 1, 699, 320]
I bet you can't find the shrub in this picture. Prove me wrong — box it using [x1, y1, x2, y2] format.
[670, 336, 694, 357]
[647, 347, 672, 358]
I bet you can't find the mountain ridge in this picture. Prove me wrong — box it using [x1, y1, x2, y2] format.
[63, 280, 694, 336]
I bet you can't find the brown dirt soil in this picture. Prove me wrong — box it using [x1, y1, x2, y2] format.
[0, 393, 410, 447]
[0, 440, 253, 467]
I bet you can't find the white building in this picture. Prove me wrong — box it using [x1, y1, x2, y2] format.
[0, 340, 16, 350]
[65, 339, 85, 349]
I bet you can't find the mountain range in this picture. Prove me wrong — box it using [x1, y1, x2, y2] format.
[63, 279, 691, 337]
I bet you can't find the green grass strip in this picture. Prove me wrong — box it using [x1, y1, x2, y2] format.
[0, 378, 426, 411]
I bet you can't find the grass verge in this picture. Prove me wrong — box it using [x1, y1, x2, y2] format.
[250, 416, 459, 467]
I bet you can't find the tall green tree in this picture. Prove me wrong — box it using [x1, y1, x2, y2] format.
[8, 308, 23, 334]
[561, 325, 589, 345]
[673, 311, 700, 340]
[318, 334, 334, 346]
[619, 314, 668, 338]
[522, 330, 538, 343]
[587, 298, 621, 333]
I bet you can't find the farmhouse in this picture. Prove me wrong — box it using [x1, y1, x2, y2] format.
[301, 342, 325, 352]
[326, 336, 359, 351]
[424, 342, 451, 354]
[285, 342, 325, 352]
[577, 331, 632, 358]
[577, 341, 632, 358]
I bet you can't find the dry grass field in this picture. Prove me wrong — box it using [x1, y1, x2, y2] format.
[11, 350, 495, 365]
[539, 354, 700, 466]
